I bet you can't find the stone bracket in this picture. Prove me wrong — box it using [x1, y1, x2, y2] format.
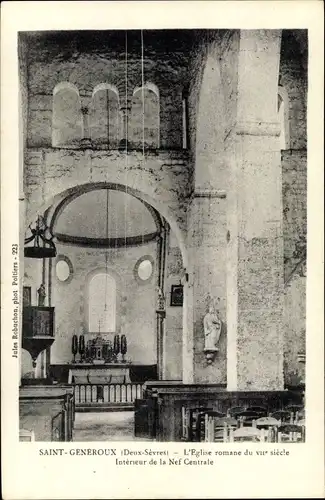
[204, 347, 219, 365]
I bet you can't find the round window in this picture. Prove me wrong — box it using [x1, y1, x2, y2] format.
[138, 260, 153, 281]
[134, 256, 154, 283]
[56, 259, 72, 282]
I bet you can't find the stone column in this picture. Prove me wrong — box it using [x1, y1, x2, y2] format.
[184, 42, 228, 384]
[119, 105, 131, 149]
[185, 189, 227, 384]
[80, 96, 91, 147]
[156, 309, 166, 380]
[226, 30, 284, 390]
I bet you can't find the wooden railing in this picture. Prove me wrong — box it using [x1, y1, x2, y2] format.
[74, 383, 143, 406]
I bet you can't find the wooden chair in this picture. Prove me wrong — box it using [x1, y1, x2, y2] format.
[230, 426, 264, 442]
[199, 410, 225, 442]
[227, 406, 246, 418]
[236, 410, 260, 427]
[297, 409, 305, 420]
[285, 404, 305, 424]
[188, 407, 213, 442]
[205, 415, 237, 442]
[285, 404, 304, 413]
[246, 406, 268, 418]
[270, 410, 292, 423]
[254, 417, 281, 442]
[255, 416, 281, 427]
[278, 423, 305, 442]
[181, 406, 190, 441]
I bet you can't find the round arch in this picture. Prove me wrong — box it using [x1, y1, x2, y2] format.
[131, 82, 160, 149]
[53, 81, 80, 96]
[133, 82, 159, 99]
[92, 83, 119, 99]
[52, 82, 83, 147]
[27, 182, 188, 268]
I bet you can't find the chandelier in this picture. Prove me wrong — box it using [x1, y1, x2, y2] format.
[24, 215, 57, 258]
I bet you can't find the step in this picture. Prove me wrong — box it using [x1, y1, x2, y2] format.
[76, 402, 134, 413]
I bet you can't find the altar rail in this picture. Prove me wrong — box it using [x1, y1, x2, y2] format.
[74, 382, 143, 408]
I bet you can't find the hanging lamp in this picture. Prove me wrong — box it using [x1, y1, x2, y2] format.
[24, 215, 57, 258]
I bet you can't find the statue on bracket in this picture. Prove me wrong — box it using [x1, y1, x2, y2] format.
[203, 298, 222, 364]
[37, 283, 46, 307]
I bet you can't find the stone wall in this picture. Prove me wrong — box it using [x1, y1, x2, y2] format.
[282, 149, 307, 385]
[24, 30, 192, 150]
[279, 30, 307, 150]
[284, 273, 306, 386]
[21, 30, 308, 387]
[24, 148, 190, 260]
[18, 34, 29, 154]
[282, 149, 307, 280]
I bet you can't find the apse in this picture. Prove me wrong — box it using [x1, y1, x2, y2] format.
[48, 187, 163, 367]
[53, 188, 159, 245]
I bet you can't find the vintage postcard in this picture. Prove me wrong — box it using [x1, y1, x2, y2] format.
[1, 1, 324, 498]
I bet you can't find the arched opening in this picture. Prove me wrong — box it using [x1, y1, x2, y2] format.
[90, 84, 120, 148]
[88, 272, 116, 333]
[130, 83, 160, 149]
[52, 82, 83, 147]
[46, 187, 167, 367]
[24, 182, 187, 383]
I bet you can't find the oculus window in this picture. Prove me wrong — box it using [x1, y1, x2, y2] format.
[55, 256, 73, 283]
[134, 256, 154, 283]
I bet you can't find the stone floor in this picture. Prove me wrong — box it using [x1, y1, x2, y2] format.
[73, 411, 151, 441]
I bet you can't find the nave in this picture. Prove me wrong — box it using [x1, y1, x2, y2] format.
[18, 28, 307, 444]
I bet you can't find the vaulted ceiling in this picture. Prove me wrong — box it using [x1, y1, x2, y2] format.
[53, 189, 159, 246]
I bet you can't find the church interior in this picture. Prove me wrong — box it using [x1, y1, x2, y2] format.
[18, 28, 307, 442]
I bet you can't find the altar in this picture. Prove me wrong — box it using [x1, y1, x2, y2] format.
[68, 363, 132, 384]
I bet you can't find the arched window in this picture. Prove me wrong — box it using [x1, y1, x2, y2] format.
[90, 84, 120, 148]
[88, 273, 116, 333]
[130, 83, 159, 149]
[278, 86, 290, 150]
[52, 82, 83, 147]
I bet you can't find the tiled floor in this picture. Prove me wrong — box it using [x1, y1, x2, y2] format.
[73, 411, 151, 441]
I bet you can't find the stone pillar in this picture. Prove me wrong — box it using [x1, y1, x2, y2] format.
[119, 105, 131, 149]
[156, 310, 166, 380]
[156, 284, 166, 380]
[185, 189, 227, 384]
[184, 43, 228, 384]
[227, 30, 284, 390]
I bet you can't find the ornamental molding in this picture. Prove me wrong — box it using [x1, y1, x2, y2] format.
[236, 120, 281, 137]
[190, 188, 227, 201]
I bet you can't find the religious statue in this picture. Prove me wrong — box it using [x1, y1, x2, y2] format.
[157, 287, 165, 311]
[203, 302, 222, 352]
[37, 283, 46, 307]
